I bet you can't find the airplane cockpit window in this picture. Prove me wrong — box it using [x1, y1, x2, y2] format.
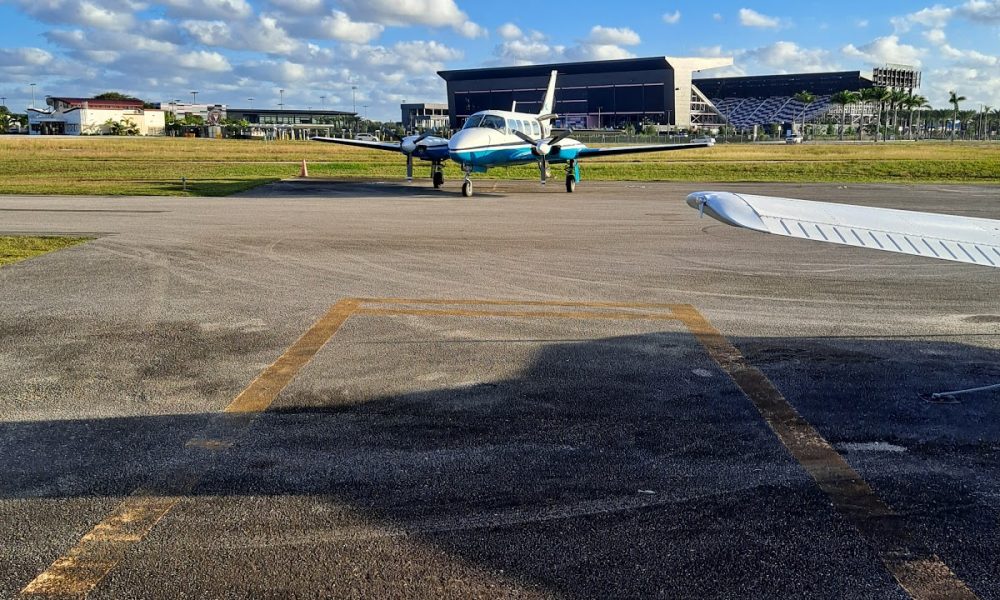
[480, 115, 506, 131]
[462, 115, 484, 129]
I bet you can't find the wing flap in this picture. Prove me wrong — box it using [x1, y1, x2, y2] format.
[577, 142, 710, 158]
[687, 191, 1000, 268]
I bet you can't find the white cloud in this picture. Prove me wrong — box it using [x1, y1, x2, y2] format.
[182, 14, 300, 54]
[176, 50, 231, 72]
[161, 0, 253, 20]
[743, 41, 839, 73]
[712, 13, 723, 21]
[566, 44, 636, 61]
[958, 0, 1000, 21]
[924, 28, 948, 44]
[857, 19, 869, 27]
[498, 22, 522, 40]
[662, 10, 681, 25]
[585, 25, 640, 46]
[338, 0, 485, 38]
[0, 47, 54, 67]
[267, 0, 324, 15]
[738, 8, 781, 28]
[891, 5, 954, 32]
[6, 0, 139, 30]
[842, 35, 926, 67]
[318, 10, 384, 44]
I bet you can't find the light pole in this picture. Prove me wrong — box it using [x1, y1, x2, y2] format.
[191, 90, 198, 104]
[362, 104, 368, 121]
[278, 89, 284, 110]
[320, 95, 326, 107]
[351, 86, 357, 114]
[30, 83, 36, 108]
[248, 97, 253, 109]
[1, 96, 6, 108]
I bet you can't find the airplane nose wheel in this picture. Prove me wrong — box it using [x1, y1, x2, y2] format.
[565, 174, 576, 193]
[432, 166, 444, 189]
[462, 179, 473, 198]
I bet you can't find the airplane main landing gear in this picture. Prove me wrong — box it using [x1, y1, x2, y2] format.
[432, 163, 444, 189]
[462, 179, 473, 197]
[565, 174, 576, 193]
[565, 160, 578, 193]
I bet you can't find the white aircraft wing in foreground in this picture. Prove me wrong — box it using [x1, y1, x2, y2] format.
[687, 191, 1000, 268]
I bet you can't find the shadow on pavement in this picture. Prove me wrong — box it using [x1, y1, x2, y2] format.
[4, 333, 1000, 598]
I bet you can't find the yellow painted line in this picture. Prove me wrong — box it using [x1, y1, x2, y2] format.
[356, 297, 685, 310]
[672, 304, 978, 600]
[356, 307, 682, 322]
[21, 485, 192, 597]
[21, 299, 360, 598]
[225, 299, 360, 413]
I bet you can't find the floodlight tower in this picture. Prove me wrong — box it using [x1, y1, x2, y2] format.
[279, 89, 284, 110]
[191, 91, 198, 104]
[30, 83, 36, 108]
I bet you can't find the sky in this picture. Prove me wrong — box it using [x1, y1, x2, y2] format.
[0, 0, 998, 120]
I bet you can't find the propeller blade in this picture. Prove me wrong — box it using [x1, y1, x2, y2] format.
[406, 155, 413, 181]
[414, 132, 431, 143]
[548, 128, 573, 146]
[539, 155, 548, 184]
[512, 130, 536, 145]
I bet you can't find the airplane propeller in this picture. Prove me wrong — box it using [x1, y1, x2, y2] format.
[395, 132, 432, 181]
[512, 129, 574, 184]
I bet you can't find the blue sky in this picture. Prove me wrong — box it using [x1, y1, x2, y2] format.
[1, 0, 998, 120]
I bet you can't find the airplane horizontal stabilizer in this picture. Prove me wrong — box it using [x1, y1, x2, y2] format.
[687, 191, 1000, 268]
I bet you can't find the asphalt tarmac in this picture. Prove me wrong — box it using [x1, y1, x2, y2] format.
[1, 180, 998, 599]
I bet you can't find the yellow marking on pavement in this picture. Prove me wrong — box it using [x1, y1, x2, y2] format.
[225, 299, 360, 413]
[184, 438, 234, 451]
[672, 304, 978, 600]
[356, 306, 683, 322]
[22, 299, 360, 598]
[21, 489, 189, 597]
[356, 297, 685, 310]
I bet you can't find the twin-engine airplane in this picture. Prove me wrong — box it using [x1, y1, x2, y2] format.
[313, 70, 711, 197]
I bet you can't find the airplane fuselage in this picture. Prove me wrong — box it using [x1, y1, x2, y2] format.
[447, 110, 584, 170]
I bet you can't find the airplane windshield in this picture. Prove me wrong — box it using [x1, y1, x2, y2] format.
[462, 114, 506, 132]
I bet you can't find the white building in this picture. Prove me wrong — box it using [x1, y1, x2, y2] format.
[27, 97, 165, 135]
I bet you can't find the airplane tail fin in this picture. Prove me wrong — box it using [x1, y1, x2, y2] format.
[539, 70, 557, 116]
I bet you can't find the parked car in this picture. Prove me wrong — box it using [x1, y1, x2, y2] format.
[692, 136, 716, 146]
[355, 133, 379, 141]
[785, 134, 804, 144]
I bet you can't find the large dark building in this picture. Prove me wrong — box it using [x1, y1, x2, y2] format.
[438, 56, 733, 130]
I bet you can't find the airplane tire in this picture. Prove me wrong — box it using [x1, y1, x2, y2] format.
[565, 175, 576, 193]
[462, 180, 473, 197]
[433, 171, 444, 188]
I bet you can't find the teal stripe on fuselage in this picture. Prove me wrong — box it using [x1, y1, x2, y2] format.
[450, 146, 536, 167]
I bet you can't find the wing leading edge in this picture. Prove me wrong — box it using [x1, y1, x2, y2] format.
[687, 191, 1000, 268]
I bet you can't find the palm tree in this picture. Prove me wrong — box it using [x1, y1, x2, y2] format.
[948, 90, 966, 142]
[860, 86, 890, 142]
[888, 89, 909, 141]
[793, 90, 816, 139]
[904, 95, 930, 140]
[830, 90, 860, 141]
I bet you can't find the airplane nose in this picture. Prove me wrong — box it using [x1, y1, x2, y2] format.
[449, 129, 490, 152]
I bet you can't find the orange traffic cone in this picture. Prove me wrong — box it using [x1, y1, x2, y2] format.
[299, 159, 309, 178]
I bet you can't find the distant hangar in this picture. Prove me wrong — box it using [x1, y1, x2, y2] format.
[438, 56, 896, 132]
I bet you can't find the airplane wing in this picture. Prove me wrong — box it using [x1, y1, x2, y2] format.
[576, 142, 711, 158]
[687, 191, 1000, 268]
[311, 137, 403, 152]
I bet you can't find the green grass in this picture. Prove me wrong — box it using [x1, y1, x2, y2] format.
[0, 136, 997, 196]
[0, 236, 92, 267]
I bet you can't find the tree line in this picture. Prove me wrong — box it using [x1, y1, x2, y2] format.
[817, 87, 995, 142]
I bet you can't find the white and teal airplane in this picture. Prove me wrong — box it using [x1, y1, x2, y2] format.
[313, 71, 712, 197]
